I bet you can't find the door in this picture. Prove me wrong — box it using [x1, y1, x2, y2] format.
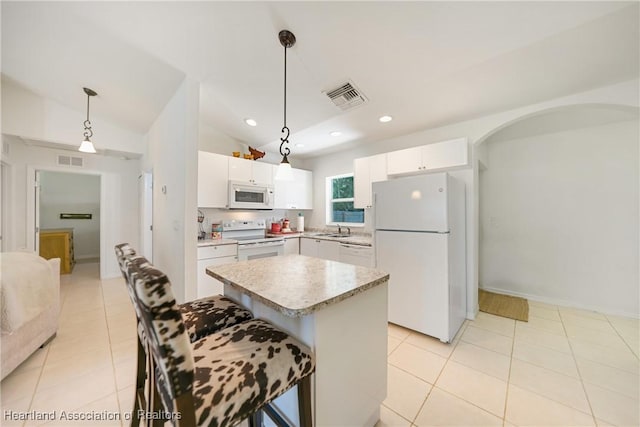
[0, 162, 8, 251]
[139, 171, 153, 261]
[373, 173, 449, 232]
[34, 170, 41, 252]
[376, 230, 450, 341]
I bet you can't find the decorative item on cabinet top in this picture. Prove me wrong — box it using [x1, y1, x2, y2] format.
[248, 146, 266, 160]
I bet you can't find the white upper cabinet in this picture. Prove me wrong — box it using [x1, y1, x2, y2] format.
[354, 154, 387, 209]
[228, 157, 274, 185]
[274, 166, 313, 210]
[387, 138, 468, 176]
[198, 151, 229, 208]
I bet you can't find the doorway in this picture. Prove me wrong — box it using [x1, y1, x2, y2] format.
[36, 170, 101, 274]
[0, 162, 10, 251]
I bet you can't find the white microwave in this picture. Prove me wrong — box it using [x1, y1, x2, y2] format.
[228, 181, 274, 210]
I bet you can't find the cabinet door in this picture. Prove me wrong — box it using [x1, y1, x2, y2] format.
[252, 162, 274, 185]
[228, 157, 253, 182]
[300, 238, 318, 257]
[318, 240, 340, 261]
[386, 146, 422, 176]
[283, 237, 300, 255]
[197, 255, 238, 298]
[273, 165, 288, 209]
[421, 138, 468, 171]
[288, 168, 313, 209]
[353, 157, 370, 209]
[274, 167, 312, 209]
[369, 154, 388, 184]
[198, 152, 229, 208]
[355, 154, 387, 209]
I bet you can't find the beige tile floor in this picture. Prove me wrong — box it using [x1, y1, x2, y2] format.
[2, 263, 639, 426]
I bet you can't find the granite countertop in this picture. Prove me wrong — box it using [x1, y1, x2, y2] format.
[207, 254, 389, 317]
[197, 238, 238, 247]
[268, 231, 373, 246]
[301, 233, 373, 247]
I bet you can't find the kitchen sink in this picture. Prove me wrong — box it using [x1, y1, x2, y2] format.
[308, 232, 350, 238]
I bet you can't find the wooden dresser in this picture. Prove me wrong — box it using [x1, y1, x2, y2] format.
[39, 228, 75, 274]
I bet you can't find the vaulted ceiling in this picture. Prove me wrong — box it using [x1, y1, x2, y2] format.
[2, 2, 638, 158]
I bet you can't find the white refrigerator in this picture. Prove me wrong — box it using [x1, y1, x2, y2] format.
[373, 173, 466, 342]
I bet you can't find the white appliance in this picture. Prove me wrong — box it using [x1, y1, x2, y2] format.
[373, 172, 466, 343]
[339, 243, 375, 268]
[222, 219, 284, 260]
[228, 181, 274, 210]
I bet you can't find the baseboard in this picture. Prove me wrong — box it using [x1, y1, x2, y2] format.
[480, 286, 640, 320]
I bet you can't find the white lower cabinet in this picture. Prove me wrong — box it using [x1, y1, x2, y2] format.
[300, 238, 340, 261]
[197, 244, 238, 298]
[338, 244, 375, 267]
[283, 237, 300, 255]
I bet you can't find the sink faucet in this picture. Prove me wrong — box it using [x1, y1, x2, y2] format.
[337, 225, 351, 235]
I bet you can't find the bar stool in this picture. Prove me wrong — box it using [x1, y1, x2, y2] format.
[115, 244, 254, 426]
[125, 255, 315, 427]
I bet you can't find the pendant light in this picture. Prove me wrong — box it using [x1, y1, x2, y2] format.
[78, 87, 97, 153]
[275, 30, 296, 181]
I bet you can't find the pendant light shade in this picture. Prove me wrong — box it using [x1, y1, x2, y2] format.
[79, 87, 97, 154]
[78, 137, 96, 153]
[275, 30, 296, 181]
[274, 154, 293, 181]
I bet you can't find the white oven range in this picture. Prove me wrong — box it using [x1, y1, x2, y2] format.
[222, 219, 284, 261]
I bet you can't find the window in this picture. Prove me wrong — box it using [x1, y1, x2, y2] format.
[326, 173, 364, 226]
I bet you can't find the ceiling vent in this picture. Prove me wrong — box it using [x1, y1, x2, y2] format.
[324, 81, 367, 111]
[57, 155, 84, 168]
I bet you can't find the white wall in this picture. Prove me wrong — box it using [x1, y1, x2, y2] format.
[40, 171, 101, 260]
[143, 78, 199, 303]
[480, 119, 639, 317]
[1, 77, 145, 154]
[1, 136, 140, 278]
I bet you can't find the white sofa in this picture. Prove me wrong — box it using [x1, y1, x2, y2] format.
[1, 253, 60, 380]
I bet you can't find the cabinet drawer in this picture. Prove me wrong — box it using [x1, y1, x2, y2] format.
[197, 244, 237, 260]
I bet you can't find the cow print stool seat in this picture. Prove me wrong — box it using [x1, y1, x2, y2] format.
[115, 243, 253, 343]
[126, 256, 315, 427]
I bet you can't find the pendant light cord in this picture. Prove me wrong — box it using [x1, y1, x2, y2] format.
[279, 41, 290, 157]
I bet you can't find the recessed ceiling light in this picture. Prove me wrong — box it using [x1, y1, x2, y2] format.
[329, 131, 342, 137]
[379, 115, 393, 123]
[295, 143, 305, 148]
[244, 118, 257, 127]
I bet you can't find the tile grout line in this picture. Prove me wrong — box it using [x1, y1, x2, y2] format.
[558, 309, 599, 427]
[501, 317, 518, 427]
[603, 313, 640, 362]
[100, 273, 125, 427]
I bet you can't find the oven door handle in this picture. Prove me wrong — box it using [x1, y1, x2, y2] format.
[239, 240, 284, 249]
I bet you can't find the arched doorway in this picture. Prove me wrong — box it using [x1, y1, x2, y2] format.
[474, 104, 638, 316]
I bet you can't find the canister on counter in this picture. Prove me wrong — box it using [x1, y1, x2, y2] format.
[211, 223, 222, 239]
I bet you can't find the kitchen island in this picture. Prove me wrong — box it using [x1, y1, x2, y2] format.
[207, 254, 389, 427]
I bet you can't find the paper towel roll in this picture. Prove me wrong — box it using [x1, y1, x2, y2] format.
[297, 216, 304, 232]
